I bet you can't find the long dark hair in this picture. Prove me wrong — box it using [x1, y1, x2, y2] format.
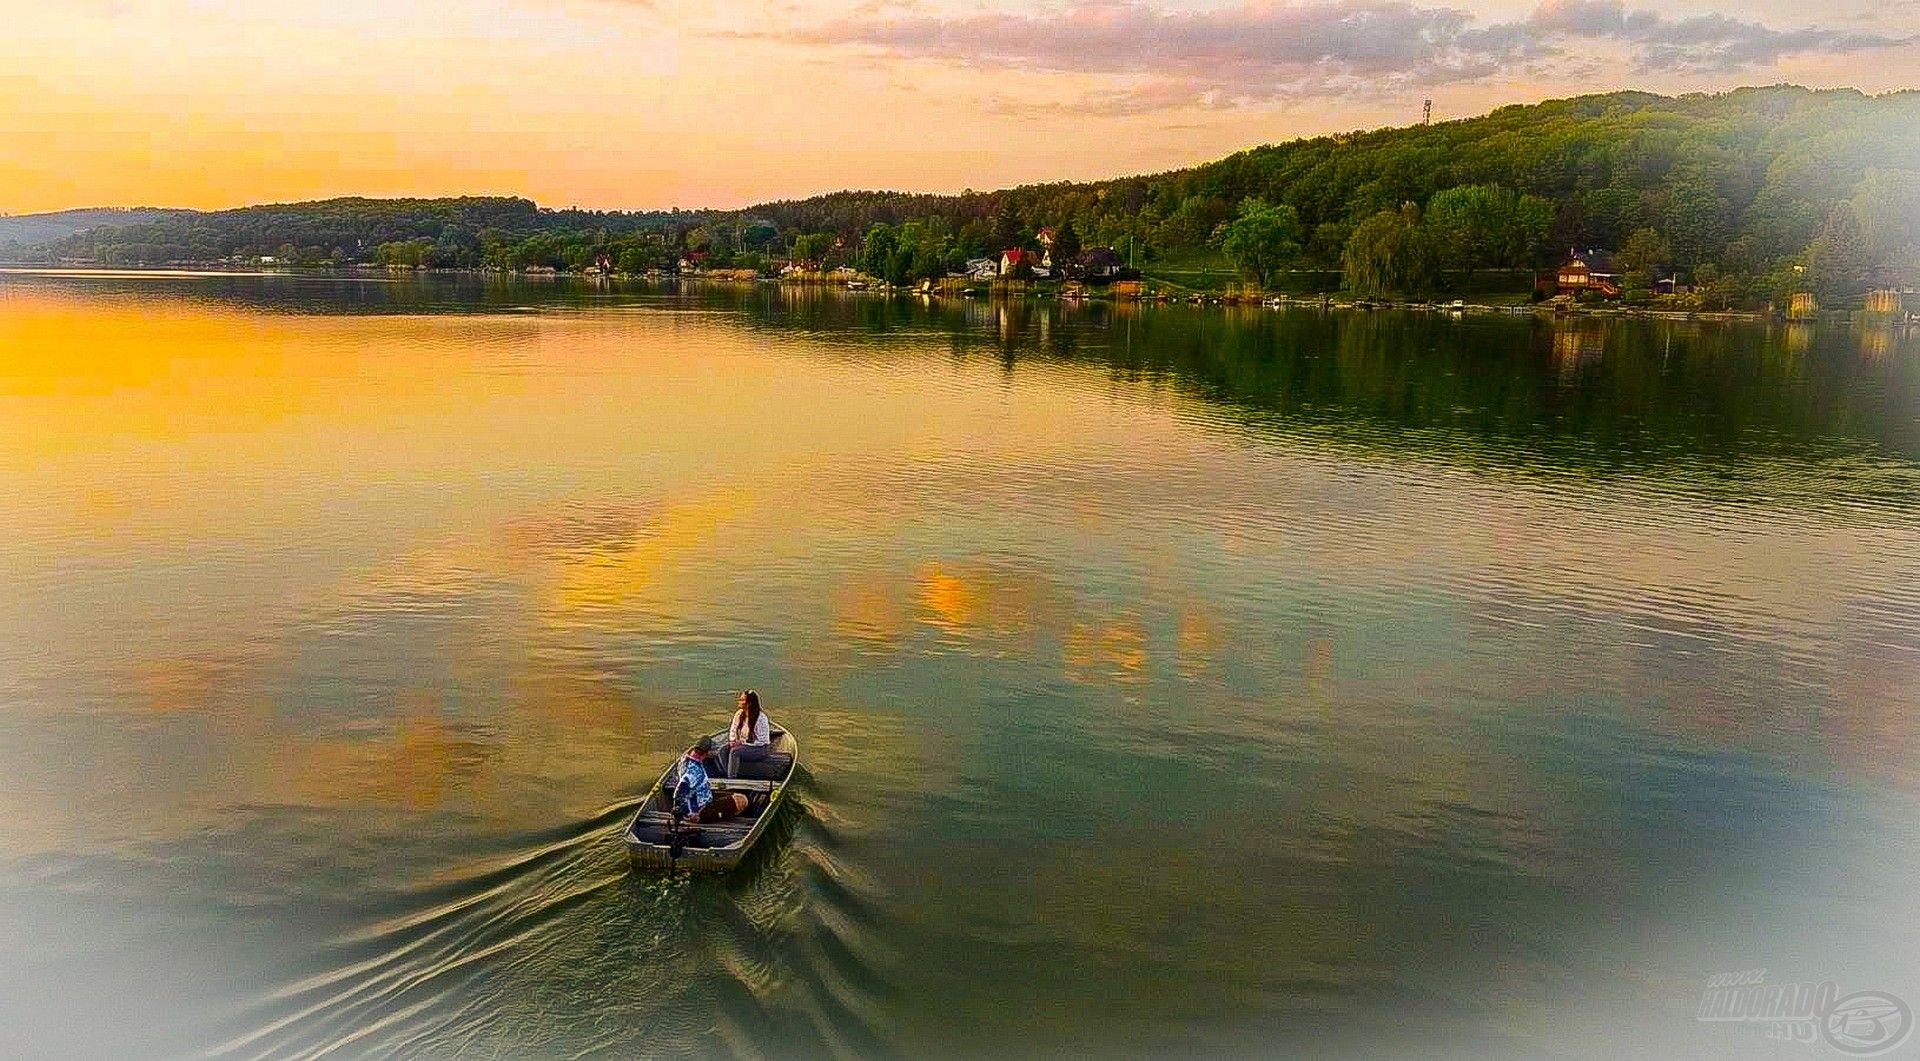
[741, 689, 762, 733]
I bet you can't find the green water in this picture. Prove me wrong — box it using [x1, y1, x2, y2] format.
[1, 272, 1917, 1058]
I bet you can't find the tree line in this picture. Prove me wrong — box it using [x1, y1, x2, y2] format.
[28, 85, 1920, 307]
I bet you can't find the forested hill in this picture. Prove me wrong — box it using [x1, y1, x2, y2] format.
[23, 85, 1920, 304]
[744, 85, 1919, 247]
[0, 208, 191, 250]
[729, 85, 1919, 288]
[20, 197, 688, 269]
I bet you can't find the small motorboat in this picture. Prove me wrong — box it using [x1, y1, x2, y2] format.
[624, 727, 799, 872]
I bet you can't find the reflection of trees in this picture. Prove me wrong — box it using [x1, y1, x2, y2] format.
[1092, 310, 1920, 478]
[17, 274, 1919, 495]
[721, 289, 1920, 489]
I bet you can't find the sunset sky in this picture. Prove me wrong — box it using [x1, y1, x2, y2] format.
[5, 0, 1918, 214]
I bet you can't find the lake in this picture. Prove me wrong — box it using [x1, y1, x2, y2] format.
[2, 272, 1917, 1058]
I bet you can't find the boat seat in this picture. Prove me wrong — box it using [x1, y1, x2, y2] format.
[631, 811, 755, 848]
[725, 751, 793, 782]
[635, 805, 763, 825]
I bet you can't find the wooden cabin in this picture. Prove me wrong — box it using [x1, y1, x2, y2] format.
[1554, 250, 1621, 297]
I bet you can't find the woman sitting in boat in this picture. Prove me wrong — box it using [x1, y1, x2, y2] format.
[723, 689, 773, 778]
[673, 738, 747, 824]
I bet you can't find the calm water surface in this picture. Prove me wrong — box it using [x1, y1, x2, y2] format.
[2, 273, 1918, 1058]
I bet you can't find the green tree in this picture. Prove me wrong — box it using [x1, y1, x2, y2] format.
[1341, 204, 1438, 298]
[790, 232, 832, 262]
[1804, 203, 1871, 304]
[990, 202, 1022, 252]
[955, 220, 991, 261]
[1424, 184, 1552, 273]
[1849, 170, 1920, 266]
[892, 220, 941, 284]
[1617, 228, 1673, 294]
[1051, 220, 1083, 266]
[1660, 175, 1729, 268]
[741, 220, 778, 250]
[858, 223, 897, 280]
[373, 238, 431, 267]
[1219, 198, 1304, 288]
[1163, 194, 1230, 247]
[1307, 221, 1353, 269]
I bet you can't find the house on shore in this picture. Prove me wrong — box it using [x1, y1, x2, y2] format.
[1553, 250, 1620, 297]
[1078, 247, 1125, 281]
[983, 246, 1130, 283]
[1653, 270, 1693, 296]
[1000, 248, 1050, 279]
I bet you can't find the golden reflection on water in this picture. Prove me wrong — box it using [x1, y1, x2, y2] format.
[913, 560, 1073, 649]
[0, 294, 758, 846]
[543, 491, 749, 626]
[287, 698, 494, 811]
[915, 565, 982, 634]
[1061, 615, 1149, 685]
[830, 580, 911, 648]
[0, 293, 532, 464]
[1173, 606, 1218, 680]
[132, 654, 242, 715]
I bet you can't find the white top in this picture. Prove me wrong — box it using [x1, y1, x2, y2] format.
[732, 710, 771, 746]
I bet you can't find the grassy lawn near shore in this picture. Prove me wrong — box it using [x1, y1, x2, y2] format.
[1138, 249, 1237, 292]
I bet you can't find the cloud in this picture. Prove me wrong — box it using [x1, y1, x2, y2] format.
[738, 0, 1914, 113]
[1528, 0, 1913, 72]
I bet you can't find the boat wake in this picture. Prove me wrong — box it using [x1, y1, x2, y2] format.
[202, 781, 897, 1058]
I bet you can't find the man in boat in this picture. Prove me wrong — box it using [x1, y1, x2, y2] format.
[672, 737, 748, 826]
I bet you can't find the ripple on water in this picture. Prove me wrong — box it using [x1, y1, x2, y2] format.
[208, 802, 637, 1059]
[200, 780, 914, 1060]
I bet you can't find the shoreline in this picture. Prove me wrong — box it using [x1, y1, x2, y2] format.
[4, 263, 1911, 327]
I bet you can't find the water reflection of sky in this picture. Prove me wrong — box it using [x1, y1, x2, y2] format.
[1, 277, 1916, 1057]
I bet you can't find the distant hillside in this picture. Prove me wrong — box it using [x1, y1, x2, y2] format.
[23, 197, 689, 268]
[0, 208, 195, 251]
[720, 84, 1919, 271]
[25, 85, 1920, 304]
